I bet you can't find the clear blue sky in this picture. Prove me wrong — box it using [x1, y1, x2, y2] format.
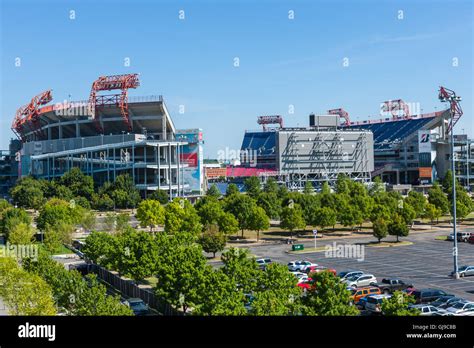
[1, 0, 472, 158]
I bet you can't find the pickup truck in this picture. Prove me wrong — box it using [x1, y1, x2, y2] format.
[376, 278, 413, 294]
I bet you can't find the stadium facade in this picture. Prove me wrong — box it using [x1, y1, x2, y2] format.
[7, 74, 204, 199]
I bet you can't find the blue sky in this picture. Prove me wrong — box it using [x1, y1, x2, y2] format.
[1, 0, 472, 158]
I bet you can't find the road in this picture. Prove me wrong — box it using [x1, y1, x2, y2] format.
[235, 228, 474, 301]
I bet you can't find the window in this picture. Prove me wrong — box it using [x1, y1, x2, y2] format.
[422, 307, 429, 313]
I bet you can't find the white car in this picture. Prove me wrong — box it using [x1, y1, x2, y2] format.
[446, 301, 474, 315]
[297, 275, 310, 284]
[338, 270, 364, 281]
[345, 274, 377, 288]
[256, 258, 272, 269]
[290, 271, 307, 280]
[287, 260, 317, 272]
[409, 304, 448, 316]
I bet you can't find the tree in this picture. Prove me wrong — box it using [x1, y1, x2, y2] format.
[256, 192, 281, 220]
[196, 200, 238, 234]
[0, 207, 32, 240]
[405, 191, 427, 218]
[263, 178, 279, 195]
[225, 183, 239, 196]
[148, 190, 169, 204]
[335, 174, 351, 194]
[154, 233, 208, 313]
[36, 198, 79, 231]
[0, 257, 56, 315]
[206, 184, 221, 198]
[59, 167, 94, 200]
[136, 199, 165, 231]
[103, 212, 117, 231]
[381, 291, 418, 316]
[244, 176, 261, 198]
[303, 181, 314, 195]
[44, 221, 74, 253]
[109, 174, 140, 209]
[369, 176, 385, 196]
[301, 271, 359, 316]
[400, 202, 416, 226]
[82, 231, 119, 269]
[199, 230, 227, 258]
[164, 199, 202, 235]
[453, 201, 470, 221]
[311, 207, 337, 231]
[250, 263, 302, 316]
[220, 248, 262, 295]
[280, 204, 306, 239]
[321, 182, 331, 195]
[80, 210, 96, 231]
[428, 183, 450, 215]
[115, 229, 159, 281]
[224, 194, 257, 238]
[388, 214, 409, 242]
[8, 222, 35, 245]
[115, 213, 130, 233]
[248, 206, 270, 241]
[423, 203, 442, 225]
[9, 176, 45, 210]
[372, 218, 388, 243]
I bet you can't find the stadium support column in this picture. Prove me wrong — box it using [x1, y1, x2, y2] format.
[75, 119, 80, 138]
[177, 144, 181, 197]
[168, 143, 172, 200]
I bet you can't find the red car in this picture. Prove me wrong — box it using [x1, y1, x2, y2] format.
[468, 235, 474, 244]
[297, 278, 314, 290]
[306, 265, 337, 276]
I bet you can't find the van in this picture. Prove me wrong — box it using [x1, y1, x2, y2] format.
[457, 232, 473, 242]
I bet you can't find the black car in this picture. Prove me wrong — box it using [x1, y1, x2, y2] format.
[412, 289, 454, 304]
[430, 296, 458, 308]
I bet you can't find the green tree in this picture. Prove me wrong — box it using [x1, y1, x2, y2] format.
[280, 204, 306, 239]
[405, 191, 427, 218]
[388, 214, 409, 242]
[110, 174, 140, 209]
[372, 217, 388, 243]
[423, 203, 442, 225]
[10, 176, 45, 210]
[82, 231, 119, 269]
[36, 198, 79, 231]
[263, 178, 279, 195]
[244, 176, 261, 198]
[311, 207, 337, 231]
[224, 194, 257, 238]
[381, 291, 418, 316]
[256, 192, 281, 219]
[206, 184, 221, 198]
[400, 202, 417, 226]
[303, 181, 314, 195]
[199, 230, 227, 258]
[428, 183, 450, 215]
[164, 199, 202, 235]
[148, 190, 169, 204]
[301, 271, 359, 316]
[221, 248, 262, 295]
[115, 213, 130, 233]
[59, 167, 94, 200]
[0, 207, 32, 240]
[80, 210, 96, 231]
[0, 257, 56, 315]
[44, 221, 74, 253]
[335, 174, 351, 194]
[225, 183, 239, 196]
[136, 199, 165, 231]
[8, 222, 35, 245]
[250, 263, 302, 316]
[248, 206, 270, 241]
[103, 212, 117, 232]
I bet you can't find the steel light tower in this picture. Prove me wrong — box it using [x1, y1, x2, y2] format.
[438, 86, 463, 279]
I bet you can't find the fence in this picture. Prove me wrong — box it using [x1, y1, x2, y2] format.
[89, 264, 180, 316]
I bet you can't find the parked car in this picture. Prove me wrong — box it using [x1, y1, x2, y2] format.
[287, 260, 315, 272]
[457, 232, 473, 242]
[305, 265, 337, 276]
[431, 296, 461, 308]
[345, 274, 377, 288]
[338, 270, 364, 281]
[468, 235, 474, 244]
[436, 297, 466, 309]
[376, 278, 413, 294]
[412, 289, 454, 304]
[123, 298, 149, 316]
[357, 296, 370, 310]
[446, 301, 474, 315]
[351, 286, 381, 305]
[447, 233, 455, 241]
[290, 271, 307, 280]
[366, 294, 391, 314]
[298, 261, 319, 272]
[256, 258, 272, 270]
[409, 304, 447, 316]
[454, 265, 474, 278]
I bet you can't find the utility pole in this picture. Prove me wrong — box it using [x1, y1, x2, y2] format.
[438, 86, 463, 279]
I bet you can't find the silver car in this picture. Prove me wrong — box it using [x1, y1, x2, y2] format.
[409, 304, 448, 316]
[458, 265, 474, 277]
[446, 301, 474, 315]
[345, 274, 377, 288]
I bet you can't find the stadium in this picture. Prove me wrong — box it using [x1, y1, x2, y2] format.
[230, 94, 471, 191]
[6, 74, 204, 199]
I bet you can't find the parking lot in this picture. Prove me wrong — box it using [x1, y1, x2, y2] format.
[243, 228, 474, 302]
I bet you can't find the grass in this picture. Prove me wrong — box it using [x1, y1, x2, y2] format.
[52, 244, 75, 255]
[435, 235, 448, 241]
[362, 241, 413, 248]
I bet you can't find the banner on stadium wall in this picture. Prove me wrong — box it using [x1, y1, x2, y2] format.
[418, 130, 432, 153]
[419, 167, 432, 178]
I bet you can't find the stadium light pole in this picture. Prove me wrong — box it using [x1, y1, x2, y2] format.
[439, 91, 461, 279]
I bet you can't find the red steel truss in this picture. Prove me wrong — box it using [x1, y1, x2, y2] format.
[438, 86, 463, 135]
[11, 90, 53, 141]
[88, 74, 140, 132]
[327, 108, 350, 126]
[381, 99, 411, 119]
[257, 115, 283, 131]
